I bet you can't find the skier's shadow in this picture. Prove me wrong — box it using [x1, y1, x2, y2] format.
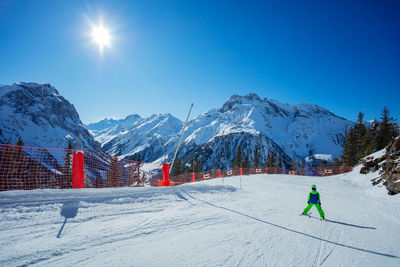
[57, 201, 79, 238]
[308, 215, 376, 229]
[186, 193, 398, 259]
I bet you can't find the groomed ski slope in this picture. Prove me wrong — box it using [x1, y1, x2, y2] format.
[1, 168, 400, 266]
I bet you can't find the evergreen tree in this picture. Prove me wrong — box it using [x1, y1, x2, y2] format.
[171, 158, 184, 176]
[242, 155, 250, 168]
[16, 136, 24, 146]
[266, 152, 276, 168]
[291, 153, 297, 170]
[271, 153, 276, 167]
[342, 127, 358, 166]
[301, 158, 306, 168]
[233, 144, 242, 167]
[0, 142, 14, 190]
[136, 153, 142, 162]
[193, 159, 203, 173]
[277, 157, 283, 168]
[341, 112, 368, 166]
[334, 157, 342, 166]
[107, 156, 122, 187]
[61, 139, 73, 189]
[254, 146, 260, 168]
[354, 112, 367, 160]
[14, 137, 26, 189]
[266, 152, 271, 167]
[361, 130, 374, 157]
[377, 107, 398, 150]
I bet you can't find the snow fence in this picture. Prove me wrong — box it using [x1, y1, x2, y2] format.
[0, 144, 148, 191]
[0, 144, 353, 191]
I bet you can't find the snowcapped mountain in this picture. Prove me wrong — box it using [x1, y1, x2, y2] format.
[87, 113, 184, 160]
[86, 118, 121, 135]
[0, 82, 100, 150]
[90, 93, 353, 168]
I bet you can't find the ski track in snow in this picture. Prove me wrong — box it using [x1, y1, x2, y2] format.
[1, 173, 400, 267]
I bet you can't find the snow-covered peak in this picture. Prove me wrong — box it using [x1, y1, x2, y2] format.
[87, 118, 122, 132]
[1, 82, 62, 100]
[0, 82, 100, 149]
[93, 93, 353, 167]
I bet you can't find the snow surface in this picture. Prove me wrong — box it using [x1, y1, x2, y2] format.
[1, 170, 400, 266]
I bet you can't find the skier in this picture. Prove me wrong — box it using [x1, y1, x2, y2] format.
[302, 184, 325, 220]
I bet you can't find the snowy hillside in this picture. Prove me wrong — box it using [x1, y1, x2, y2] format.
[90, 93, 353, 167]
[360, 136, 400, 195]
[88, 113, 184, 160]
[86, 118, 121, 136]
[1, 171, 399, 266]
[0, 82, 100, 150]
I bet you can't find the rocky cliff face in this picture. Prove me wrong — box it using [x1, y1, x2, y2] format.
[361, 136, 400, 195]
[0, 82, 100, 150]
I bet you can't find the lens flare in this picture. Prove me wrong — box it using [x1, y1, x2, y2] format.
[91, 23, 111, 52]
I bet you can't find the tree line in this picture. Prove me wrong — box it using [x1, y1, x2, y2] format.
[341, 107, 399, 166]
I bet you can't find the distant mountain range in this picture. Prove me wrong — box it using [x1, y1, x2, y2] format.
[87, 93, 353, 168]
[0, 82, 353, 169]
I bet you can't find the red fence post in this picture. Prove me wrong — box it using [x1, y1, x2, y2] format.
[240, 168, 243, 176]
[192, 173, 195, 182]
[218, 170, 221, 178]
[163, 163, 171, 186]
[72, 150, 84, 189]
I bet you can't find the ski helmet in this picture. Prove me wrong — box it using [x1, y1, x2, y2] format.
[311, 184, 317, 190]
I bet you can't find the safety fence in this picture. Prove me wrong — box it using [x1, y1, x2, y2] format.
[0, 144, 353, 191]
[0, 144, 148, 191]
[165, 165, 353, 186]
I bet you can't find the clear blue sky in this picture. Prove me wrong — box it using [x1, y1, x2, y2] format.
[1, 0, 399, 123]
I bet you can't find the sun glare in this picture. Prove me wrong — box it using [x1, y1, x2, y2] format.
[91, 23, 111, 52]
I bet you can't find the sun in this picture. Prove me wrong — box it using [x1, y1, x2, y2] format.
[91, 23, 111, 52]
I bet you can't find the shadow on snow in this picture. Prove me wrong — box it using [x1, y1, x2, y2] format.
[57, 201, 79, 238]
[185, 193, 398, 259]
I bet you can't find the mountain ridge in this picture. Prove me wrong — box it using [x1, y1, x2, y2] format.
[0, 82, 100, 150]
[88, 92, 353, 167]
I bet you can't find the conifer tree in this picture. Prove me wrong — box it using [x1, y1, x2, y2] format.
[291, 153, 297, 170]
[266, 152, 276, 168]
[377, 107, 398, 150]
[193, 159, 203, 173]
[254, 146, 260, 168]
[301, 158, 306, 168]
[354, 112, 367, 159]
[277, 157, 283, 168]
[13, 137, 27, 189]
[361, 130, 374, 157]
[16, 136, 24, 146]
[107, 156, 122, 187]
[233, 144, 242, 167]
[342, 127, 358, 166]
[268, 153, 276, 168]
[334, 158, 342, 166]
[171, 158, 184, 176]
[0, 140, 14, 190]
[242, 155, 250, 168]
[61, 139, 73, 189]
